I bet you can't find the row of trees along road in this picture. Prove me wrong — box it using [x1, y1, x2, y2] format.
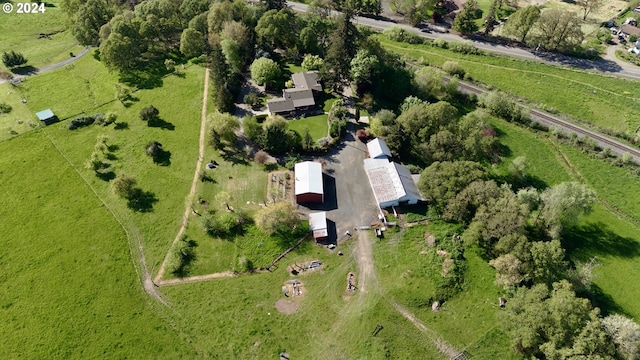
[451, 0, 604, 53]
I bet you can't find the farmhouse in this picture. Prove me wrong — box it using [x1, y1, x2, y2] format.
[35, 109, 58, 125]
[294, 161, 324, 203]
[620, 24, 640, 38]
[266, 71, 323, 116]
[364, 158, 422, 209]
[366, 138, 392, 159]
[308, 212, 328, 242]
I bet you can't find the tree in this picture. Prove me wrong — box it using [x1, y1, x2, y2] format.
[602, 314, 640, 360]
[453, 0, 480, 35]
[369, 109, 396, 138]
[539, 182, 595, 238]
[179, 0, 210, 24]
[208, 112, 240, 150]
[146, 141, 164, 158]
[112, 174, 137, 199]
[100, 32, 144, 72]
[575, 0, 604, 20]
[254, 201, 300, 235]
[302, 127, 314, 150]
[180, 28, 205, 59]
[530, 10, 583, 52]
[301, 54, 324, 71]
[490, 253, 524, 288]
[261, 0, 287, 11]
[473, 189, 529, 249]
[71, 0, 115, 45]
[502, 281, 614, 358]
[350, 49, 380, 95]
[321, 10, 359, 92]
[250, 57, 281, 89]
[260, 115, 294, 153]
[166, 236, 196, 276]
[483, 0, 497, 35]
[509, 156, 527, 180]
[2, 51, 28, 68]
[443, 179, 502, 223]
[140, 105, 160, 122]
[503, 5, 541, 43]
[418, 161, 488, 211]
[255, 8, 297, 50]
[529, 240, 567, 286]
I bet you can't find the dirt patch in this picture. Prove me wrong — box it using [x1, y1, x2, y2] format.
[275, 299, 299, 314]
[425, 233, 436, 247]
[267, 171, 293, 204]
[282, 279, 305, 297]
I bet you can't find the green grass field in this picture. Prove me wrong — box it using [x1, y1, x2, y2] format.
[0, 1, 83, 72]
[379, 36, 640, 134]
[0, 130, 198, 358]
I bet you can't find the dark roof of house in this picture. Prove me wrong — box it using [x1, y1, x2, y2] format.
[621, 24, 640, 36]
[267, 71, 322, 114]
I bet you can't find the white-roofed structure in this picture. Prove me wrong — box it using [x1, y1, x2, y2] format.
[367, 138, 392, 159]
[295, 161, 324, 203]
[309, 212, 328, 241]
[363, 158, 422, 208]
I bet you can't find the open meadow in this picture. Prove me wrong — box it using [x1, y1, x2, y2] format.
[0, 0, 83, 72]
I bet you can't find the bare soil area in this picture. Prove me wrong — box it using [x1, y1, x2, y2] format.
[275, 299, 300, 314]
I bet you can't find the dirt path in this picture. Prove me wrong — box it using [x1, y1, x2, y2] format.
[354, 230, 377, 294]
[157, 271, 236, 286]
[154, 67, 210, 284]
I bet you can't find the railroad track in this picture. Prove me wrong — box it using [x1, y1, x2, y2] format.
[454, 80, 640, 162]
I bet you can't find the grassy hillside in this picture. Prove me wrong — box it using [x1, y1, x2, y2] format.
[0, 130, 196, 358]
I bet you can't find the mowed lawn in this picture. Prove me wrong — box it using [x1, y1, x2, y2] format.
[0, 0, 83, 72]
[0, 131, 196, 358]
[379, 36, 640, 133]
[288, 114, 329, 140]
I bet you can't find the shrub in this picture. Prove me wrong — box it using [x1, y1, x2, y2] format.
[68, 115, 96, 130]
[0, 102, 12, 114]
[432, 38, 448, 49]
[139, 105, 159, 122]
[383, 27, 423, 44]
[96, 112, 117, 126]
[2, 50, 28, 68]
[244, 93, 260, 108]
[356, 129, 370, 142]
[448, 41, 480, 54]
[301, 54, 324, 71]
[330, 119, 347, 138]
[254, 150, 270, 165]
[442, 61, 465, 78]
[111, 174, 137, 199]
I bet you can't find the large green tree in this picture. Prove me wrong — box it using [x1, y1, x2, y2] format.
[453, 0, 480, 35]
[208, 112, 240, 150]
[503, 5, 541, 43]
[72, 0, 115, 45]
[530, 10, 583, 52]
[180, 28, 206, 58]
[250, 57, 281, 89]
[539, 181, 595, 238]
[502, 281, 614, 358]
[255, 8, 297, 50]
[321, 9, 359, 92]
[417, 161, 488, 211]
[575, 0, 604, 20]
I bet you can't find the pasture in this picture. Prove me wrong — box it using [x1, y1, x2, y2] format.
[0, 0, 83, 72]
[379, 36, 640, 134]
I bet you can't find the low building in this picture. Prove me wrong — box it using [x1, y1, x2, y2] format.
[35, 109, 57, 125]
[367, 138, 392, 159]
[621, 24, 640, 38]
[309, 212, 328, 242]
[267, 71, 323, 116]
[295, 161, 324, 203]
[364, 158, 422, 208]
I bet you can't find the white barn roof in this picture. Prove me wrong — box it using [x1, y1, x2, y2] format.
[295, 161, 323, 196]
[364, 158, 422, 208]
[367, 138, 392, 159]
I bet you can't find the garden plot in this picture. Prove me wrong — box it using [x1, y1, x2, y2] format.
[267, 170, 293, 204]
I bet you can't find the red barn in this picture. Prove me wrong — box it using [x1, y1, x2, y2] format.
[295, 161, 324, 203]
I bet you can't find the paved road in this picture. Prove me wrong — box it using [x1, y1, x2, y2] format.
[288, 2, 640, 81]
[0, 46, 91, 85]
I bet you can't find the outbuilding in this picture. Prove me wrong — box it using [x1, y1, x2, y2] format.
[295, 161, 324, 203]
[367, 138, 392, 159]
[364, 158, 423, 208]
[35, 109, 58, 125]
[309, 212, 328, 242]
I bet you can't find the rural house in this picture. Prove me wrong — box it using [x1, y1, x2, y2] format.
[294, 161, 324, 203]
[266, 71, 323, 116]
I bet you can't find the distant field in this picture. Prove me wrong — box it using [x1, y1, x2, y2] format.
[379, 36, 640, 134]
[0, 0, 83, 72]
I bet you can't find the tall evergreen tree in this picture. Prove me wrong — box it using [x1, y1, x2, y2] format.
[321, 9, 359, 92]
